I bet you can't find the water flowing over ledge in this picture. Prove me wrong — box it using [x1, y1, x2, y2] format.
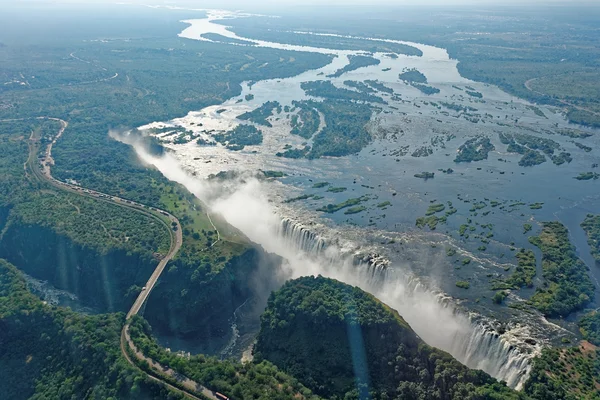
[275, 217, 538, 390]
[111, 8, 585, 390]
[115, 130, 540, 389]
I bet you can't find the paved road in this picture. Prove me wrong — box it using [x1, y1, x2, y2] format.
[121, 326, 218, 400]
[20, 117, 221, 400]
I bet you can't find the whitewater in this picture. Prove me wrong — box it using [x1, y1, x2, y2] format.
[113, 8, 570, 389]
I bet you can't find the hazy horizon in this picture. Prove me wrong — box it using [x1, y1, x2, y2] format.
[11, 0, 599, 7]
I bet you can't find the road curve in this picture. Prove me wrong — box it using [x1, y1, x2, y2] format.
[19, 117, 220, 400]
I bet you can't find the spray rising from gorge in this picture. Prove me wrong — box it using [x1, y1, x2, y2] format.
[112, 130, 538, 389]
[102, 8, 581, 389]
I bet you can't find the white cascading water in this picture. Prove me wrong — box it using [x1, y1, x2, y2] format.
[117, 136, 537, 391]
[275, 217, 534, 390]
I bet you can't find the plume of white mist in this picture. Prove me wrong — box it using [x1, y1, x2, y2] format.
[112, 129, 471, 352]
[111, 129, 534, 388]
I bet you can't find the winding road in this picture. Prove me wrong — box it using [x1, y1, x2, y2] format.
[15, 117, 221, 400]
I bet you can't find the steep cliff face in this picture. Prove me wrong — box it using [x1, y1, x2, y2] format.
[254, 276, 521, 400]
[0, 222, 157, 312]
[0, 259, 175, 400]
[145, 247, 283, 345]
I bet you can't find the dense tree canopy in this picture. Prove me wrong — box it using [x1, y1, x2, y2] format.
[254, 276, 523, 400]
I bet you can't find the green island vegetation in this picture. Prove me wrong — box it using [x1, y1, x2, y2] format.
[316, 196, 370, 213]
[575, 172, 600, 181]
[327, 55, 380, 78]
[254, 276, 521, 400]
[344, 80, 377, 93]
[529, 203, 544, 210]
[523, 223, 533, 234]
[213, 124, 263, 150]
[526, 105, 546, 118]
[415, 202, 451, 230]
[494, 249, 536, 290]
[574, 142, 593, 152]
[301, 80, 385, 104]
[492, 291, 508, 304]
[284, 194, 317, 203]
[365, 79, 394, 94]
[500, 132, 560, 155]
[398, 68, 428, 83]
[128, 316, 318, 400]
[223, 26, 423, 55]
[553, 128, 593, 139]
[414, 171, 435, 180]
[469, 202, 487, 212]
[519, 150, 547, 167]
[440, 101, 478, 113]
[377, 201, 391, 208]
[416, 215, 445, 230]
[524, 344, 600, 400]
[398, 68, 440, 94]
[245, 93, 255, 101]
[550, 151, 573, 165]
[456, 281, 470, 289]
[276, 145, 311, 159]
[410, 82, 441, 95]
[411, 146, 433, 157]
[290, 101, 321, 139]
[581, 214, 600, 264]
[512, 249, 537, 288]
[465, 90, 483, 98]
[528, 222, 594, 317]
[294, 99, 374, 158]
[579, 311, 600, 346]
[201, 32, 256, 46]
[261, 170, 286, 178]
[454, 136, 495, 162]
[237, 100, 281, 127]
[326, 186, 347, 193]
[226, 5, 600, 130]
[426, 203, 446, 215]
[499, 132, 567, 166]
[311, 181, 330, 188]
[344, 205, 366, 215]
[0, 259, 180, 400]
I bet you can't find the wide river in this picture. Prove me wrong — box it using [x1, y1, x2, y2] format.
[126, 7, 600, 389]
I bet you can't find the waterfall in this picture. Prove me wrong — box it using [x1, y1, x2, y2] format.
[275, 217, 536, 390]
[117, 139, 536, 390]
[278, 218, 327, 254]
[449, 325, 533, 389]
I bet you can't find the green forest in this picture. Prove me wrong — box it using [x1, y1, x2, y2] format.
[581, 214, 600, 264]
[1, 4, 600, 400]
[129, 316, 319, 400]
[529, 222, 595, 317]
[0, 259, 183, 400]
[254, 276, 523, 400]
